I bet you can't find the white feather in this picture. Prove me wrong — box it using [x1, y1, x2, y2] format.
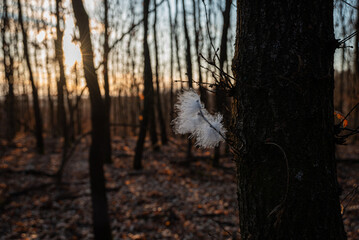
[193, 113, 226, 148]
[172, 89, 226, 148]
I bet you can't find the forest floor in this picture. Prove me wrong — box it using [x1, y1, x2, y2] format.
[0, 135, 358, 240]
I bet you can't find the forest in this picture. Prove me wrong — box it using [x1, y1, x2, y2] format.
[0, 0, 359, 239]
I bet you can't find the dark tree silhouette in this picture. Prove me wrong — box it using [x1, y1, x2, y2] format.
[17, 0, 44, 154]
[71, 0, 112, 239]
[103, 0, 112, 163]
[153, 0, 168, 145]
[73, 63, 83, 136]
[54, 0, 70, 182]
[133, 0, 156, 169]
[1, 0, 16, 141]
[213, 0, 232, 167]
[232, 0, 346, 239]
[181, 0, 193, 88]
[166, 0, 175, 121]
[173, 0, 183, 89]
[45, 40, 55, 137]
[192, 0, 206, 103]
[181, 0, 193, 160]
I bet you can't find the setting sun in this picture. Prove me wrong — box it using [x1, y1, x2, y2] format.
[64, 40, 82, 68]
[63, 14, 82, 68]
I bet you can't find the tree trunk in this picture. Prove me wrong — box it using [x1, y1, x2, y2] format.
[133, 0, 156, 169]
[17, 0, 44, 154]
[74, 63, 82, 136]
[149, 102, 160, 151]
[2, 0, 16, 141]
[181, 0, 193, 89]
[192, 0, 206, 102]
[45, 37, 55, 137]
[231, 1, 346, 239]
[174, 0, 183, 89]
[166, 0, 175, 122]
[353, 2, 359, 143]
[153, 0, 168, 145]
[103, 0, 112, 163]
[205, 0, 213, 87]
[54, 0, 69, 182]
[71, 0, 112, 239]
[148, 8, 159, 152]
[213, 0, 232, 167]
[181, 0, 193, 160]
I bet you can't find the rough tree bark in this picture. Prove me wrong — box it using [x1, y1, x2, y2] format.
[17, 0, 44, 154]
[231, 1, 347, 239]
[71, 0, 112, 239]
[133, 0, 156, 169]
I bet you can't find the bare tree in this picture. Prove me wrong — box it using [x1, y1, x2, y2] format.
[73, 63, 83, 136]
[54, 0, 70, 181]
[181, 0, 193, 160]
[166, 0, 175, 121]
[1, 0, 16, 141]
[17, 0, 44, 153]
[213, 0, 232, 167]
[192, 0, 206, 102]
[181, 0, 193, 88]
[45, 41, 55, 137]
[134, 0, 157, 169]
[71, 0, 112, 238]
[153, 0, 168, 145]
[174, 0, 183, 89]
[103, 0, 112, 163]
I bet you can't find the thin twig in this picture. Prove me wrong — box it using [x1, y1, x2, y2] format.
[108, 0, 167, 51]
[341, 102, 359, 124]
[339, 31, 358, 45]
[175, 79, 216, 93]
[200, 53, 235, 81]
[201, 0, 220, 64]
[198, 104, 227, 141]
[339, 0, 358, 10]
[196, 100, 242, 155]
